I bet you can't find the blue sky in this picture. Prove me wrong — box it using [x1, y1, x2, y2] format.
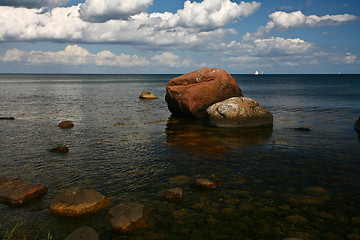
[0, 0, 359, 74]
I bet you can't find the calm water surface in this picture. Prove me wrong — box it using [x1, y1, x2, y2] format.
[0, 74, 360, 239]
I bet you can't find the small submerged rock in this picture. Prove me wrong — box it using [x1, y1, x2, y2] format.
[50, 188, 110, 217]
[162, 187, 183, 202]
[49, 145, 69, 153]
[58, 121, 74, 128]
[139, 91, 158, 99]
[108, 203, 149, 233]
[293, 127, 312, 132]
[194, 178, 219, 189]
[0, 177, 48, 206]
[65, 226, 99, 240]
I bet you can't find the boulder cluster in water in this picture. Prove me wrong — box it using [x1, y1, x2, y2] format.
[165, 67, 273, 127]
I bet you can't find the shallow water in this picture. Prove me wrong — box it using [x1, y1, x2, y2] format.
[0, 74, 359, 239]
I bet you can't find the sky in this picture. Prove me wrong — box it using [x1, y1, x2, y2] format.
[0, 0, 359, 74]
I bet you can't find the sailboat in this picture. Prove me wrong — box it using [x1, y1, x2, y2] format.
[254, 70, 259, 76]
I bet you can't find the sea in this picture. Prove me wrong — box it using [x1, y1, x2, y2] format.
[0, 74, 359, 240]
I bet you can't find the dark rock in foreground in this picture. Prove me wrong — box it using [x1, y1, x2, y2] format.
[58, 121, 74, 128]
[65, 226, 99, 240]
[162, 187, 183, 202]
[108, 203, 149, 233]
[50, 188, 110, 217]
[355, 116, 360, 132]
[50, 145, 69, 153]
[165, 68, 243, 118]
[139, 91, 158, 99]
[206, 97, 273, 128]
[0, 177, 48, 206]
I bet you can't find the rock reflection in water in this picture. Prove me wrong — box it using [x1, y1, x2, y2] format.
[166, 117, 273, 157]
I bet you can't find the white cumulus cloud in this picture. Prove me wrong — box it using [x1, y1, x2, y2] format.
[0, 0, 260, 49]
[151, 52, 192, 67]
[244, 10, 358, 40]
[0, 45, 197, 68]
[0, 0, 69, 8]
[79, 0, 153, 23]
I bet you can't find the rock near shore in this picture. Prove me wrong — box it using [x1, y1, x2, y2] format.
[139, 91, 158, 99]
[58, 121, 74, 128]
[0, 177, 48, 206]
[165, 68, 243, 118]
[206, 97, 273, 128]
[50, 188, 110, 217]
[108, 203, 149, 233]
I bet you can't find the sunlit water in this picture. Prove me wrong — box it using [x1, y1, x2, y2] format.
[0, 74, 359, 240]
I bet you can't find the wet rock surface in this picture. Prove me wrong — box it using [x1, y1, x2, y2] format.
[0, 177, 48, 206]
[65, 226, 99, 240]
[194, 178, 219, 189]
[165, 68, 242, 118]
[50, 188, 110, 217]
[162, 187, 183, 202]
[49, 145, 69, 153]
[58, 121, 74, 128]
[206, 97, 273, 128]
[139, 91, 158, 99]
[108, 203, 148, 233]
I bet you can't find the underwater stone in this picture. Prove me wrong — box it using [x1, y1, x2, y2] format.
[0, 177, 47, 206]
[50, 188, 110, 217]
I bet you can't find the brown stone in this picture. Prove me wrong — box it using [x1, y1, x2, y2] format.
[0, 177, 48, 206]
[161, 187, 183, 202]
[50, 145, 69, 153]
[58, 121, 74, 128]
[50, 188, 110, 217]
[195, 178, 219, 189]
[108, 203, 148, 233]
[165, 68, 243, 118]
[65, 226, 99, 240]
[139, 91, 158, 99]
[206, 97, 273, 128]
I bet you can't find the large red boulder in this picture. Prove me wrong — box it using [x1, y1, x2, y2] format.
[165, 68, 243, 118]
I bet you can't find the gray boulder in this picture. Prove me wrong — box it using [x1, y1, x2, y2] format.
[206, 97, 273, 128]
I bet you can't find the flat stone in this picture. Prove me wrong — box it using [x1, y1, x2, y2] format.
[65, 226, 99, 240]
[50, 188, 110, 217]
[162, 187, 183, 202]
[195, 178, 219, 189]
[58, 121, 74, 128]
[108, 203, 148, 233]
[139, 91, 158, 99]
[0, 177, 48, 206]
